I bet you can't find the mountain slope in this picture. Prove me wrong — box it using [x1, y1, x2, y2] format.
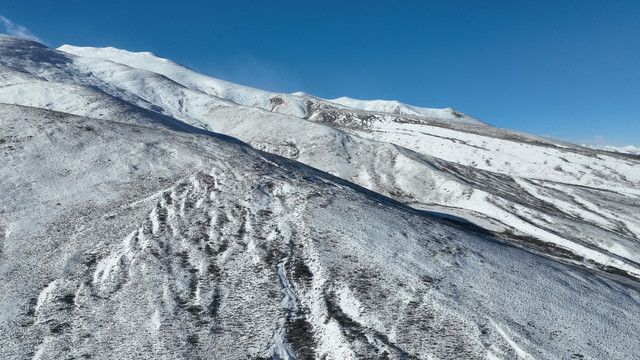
[2, 34, 640, 359]
[50, 39, 640, 281]
[2, 34, 639, 281]
[2, 104, 640, 359]
[57, 44, 486, 126]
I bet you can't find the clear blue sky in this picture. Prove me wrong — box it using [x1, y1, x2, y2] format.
[2, 1, 639, 146]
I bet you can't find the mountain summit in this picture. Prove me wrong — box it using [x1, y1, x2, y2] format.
[1, 35, 639, 359]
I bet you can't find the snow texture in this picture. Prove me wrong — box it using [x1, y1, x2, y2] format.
[1, 34, 640, 359]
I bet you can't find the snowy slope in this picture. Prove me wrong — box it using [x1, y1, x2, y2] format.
[2, 34, 640, 358]
[2, 34, 639, 281]
[302, 102, 640, 272]
[2, 104, 640, 360]
[57, 44, 486, 126]
[51, 39, 640, 282]
[56, 44, 309, 118]
[328, 96, 487, 125]
[585, 144, 640, 155]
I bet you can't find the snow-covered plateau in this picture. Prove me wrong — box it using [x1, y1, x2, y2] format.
[1, 34, 639, 359]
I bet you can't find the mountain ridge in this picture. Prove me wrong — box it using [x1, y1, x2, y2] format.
[2, 34, 639, 281]
[1, 34, 640, 359]
[57, 44, 487, 126]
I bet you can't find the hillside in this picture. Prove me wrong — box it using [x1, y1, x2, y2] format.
[3, 35, 638, 281]
[1, 34, 639, 359]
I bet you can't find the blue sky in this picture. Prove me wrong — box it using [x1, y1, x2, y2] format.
[2, 1, 639, 146]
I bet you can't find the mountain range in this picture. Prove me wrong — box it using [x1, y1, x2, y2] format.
[1, 34, 639, 359]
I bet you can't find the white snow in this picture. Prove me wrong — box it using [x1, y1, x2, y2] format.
[1, 34, 640, 359]
[584, 144, 640, 155]
[328, 96, 488, 125]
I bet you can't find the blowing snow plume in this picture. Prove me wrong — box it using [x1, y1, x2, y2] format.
[0, 15, 42, 43]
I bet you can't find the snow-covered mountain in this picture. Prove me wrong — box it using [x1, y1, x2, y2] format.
[5, 36, 639, 281]
[1, 34, 639, 359]
[584, 144, 640, 155]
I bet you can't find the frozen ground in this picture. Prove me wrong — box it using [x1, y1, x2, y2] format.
[1, 34, 640, 359]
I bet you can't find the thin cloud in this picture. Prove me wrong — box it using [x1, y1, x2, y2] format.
[0, 15, 43, 43]
[207, 55, 304, 94]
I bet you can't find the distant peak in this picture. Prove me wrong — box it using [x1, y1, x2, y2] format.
[326, 97, 488, 126]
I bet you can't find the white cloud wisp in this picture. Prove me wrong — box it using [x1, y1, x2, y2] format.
[0, 15, 43, 43]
